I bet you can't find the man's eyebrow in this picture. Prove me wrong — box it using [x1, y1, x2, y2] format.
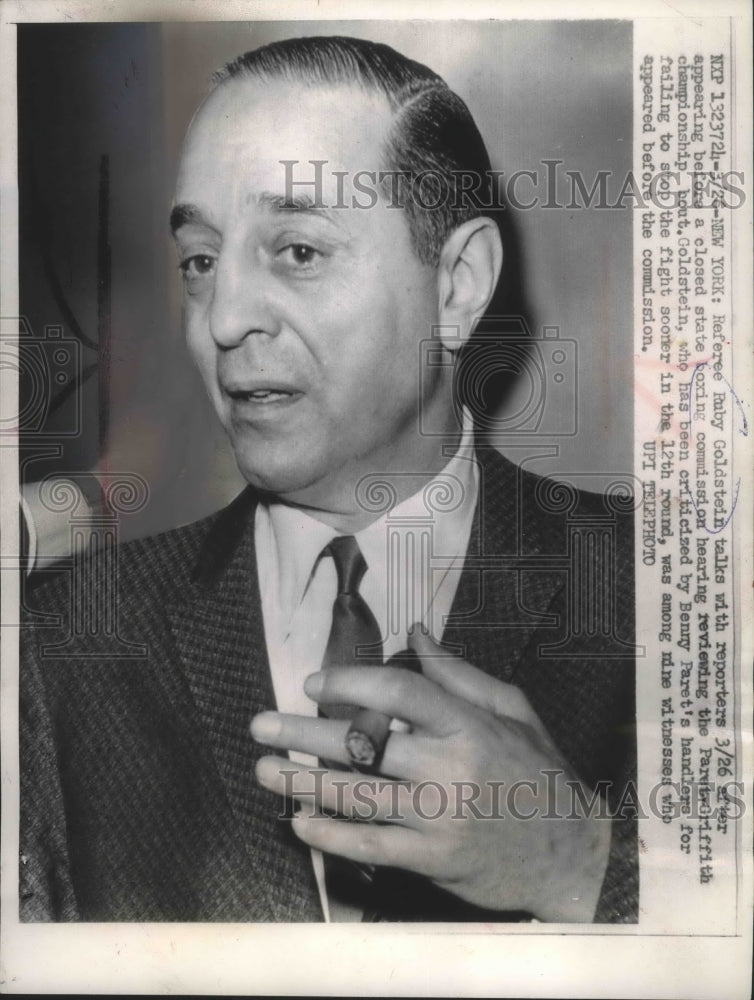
[256, 191, 343, 226]
[169, 193, 346, 236]
[169, 203, 214, 236]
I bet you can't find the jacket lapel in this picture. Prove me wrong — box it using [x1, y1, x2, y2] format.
[443, 446, 566, 682]
[166, 488, 322, 921]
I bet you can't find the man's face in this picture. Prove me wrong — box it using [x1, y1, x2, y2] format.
[173, 78, 453, 517]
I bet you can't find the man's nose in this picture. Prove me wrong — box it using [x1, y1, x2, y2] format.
[209, 247, 280, 348]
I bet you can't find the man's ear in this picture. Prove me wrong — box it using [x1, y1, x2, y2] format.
[436, 217, 503, 354]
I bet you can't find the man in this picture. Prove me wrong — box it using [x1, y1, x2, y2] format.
[20, 35, 636, 923]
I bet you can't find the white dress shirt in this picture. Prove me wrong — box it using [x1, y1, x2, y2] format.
[255, 412, 478, 920]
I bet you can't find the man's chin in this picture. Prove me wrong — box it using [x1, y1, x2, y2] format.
[232, 452, 370, 527]
[233, 451, 326, 504]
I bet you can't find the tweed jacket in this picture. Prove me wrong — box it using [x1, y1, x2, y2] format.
[20, 446, 637, 923]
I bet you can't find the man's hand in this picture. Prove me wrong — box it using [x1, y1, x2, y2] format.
[250, 631, 612, 923]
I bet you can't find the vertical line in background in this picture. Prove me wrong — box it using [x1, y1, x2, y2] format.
[97, 153, 111, 452]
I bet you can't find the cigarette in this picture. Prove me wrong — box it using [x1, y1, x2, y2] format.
[345, 648, 422, 773]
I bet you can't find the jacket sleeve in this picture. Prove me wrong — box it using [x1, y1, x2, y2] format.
[19, 637, 80, 921]
[593, 740, 639, 922]
[511, 502, 638, 924]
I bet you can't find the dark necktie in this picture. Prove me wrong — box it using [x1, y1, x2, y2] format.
[318, 535, 383, 917]
[318, 535, 383, 719]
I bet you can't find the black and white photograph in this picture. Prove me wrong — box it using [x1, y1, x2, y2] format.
[1, 1, 751, 996]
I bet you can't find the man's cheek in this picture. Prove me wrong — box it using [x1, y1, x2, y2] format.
[185, 338, 223, 415]
[190, 352, 215, 394]
[185, 323, 213, 371]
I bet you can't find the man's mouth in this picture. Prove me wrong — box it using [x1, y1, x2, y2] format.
[224, 384, 303, 409]
[231, 389, 294, 403]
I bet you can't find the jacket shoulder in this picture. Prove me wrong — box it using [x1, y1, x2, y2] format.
[22, 492, 250, 619]
[476, 445, 636, 554]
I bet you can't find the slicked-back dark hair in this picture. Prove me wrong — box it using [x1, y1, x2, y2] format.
[212, 35, 495, 266]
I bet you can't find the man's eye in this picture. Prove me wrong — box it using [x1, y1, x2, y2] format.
[178, 254, 216, 278]
[279, 243, 321, 267]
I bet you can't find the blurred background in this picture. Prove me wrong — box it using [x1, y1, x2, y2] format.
[17, 19, 633, 542]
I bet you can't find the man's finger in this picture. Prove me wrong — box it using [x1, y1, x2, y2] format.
[251, 712, 352, 765]
[255, 755, 422, 827]
[304, 665, 466, 736]
[251, 711, 425, 779]
[291, 811, 428, 872]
